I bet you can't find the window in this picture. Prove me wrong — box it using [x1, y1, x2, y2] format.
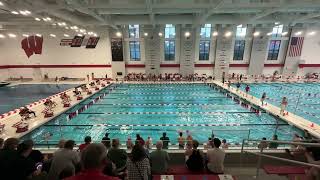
[200, 24, 211, 39]
[267, 40, 281, 60]
[129, 24, 139, 38]
[236, 25, 247, 38]
[198, 24, 211, 60]
[164, 40, 175, 61]
[165, 24, 175, 38]
[164, 24, 175, 60]
[272, 25, 283, 38]
[199, 40, 210, 60]
[129, 41, 140, 61]
[233, 40, 245, 60]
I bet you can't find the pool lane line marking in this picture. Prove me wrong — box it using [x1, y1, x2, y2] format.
[44, 123, 289, 127]
[64, 111, 264, 115]
[99, 96, 226, 100]
[78, 103, 236, 106]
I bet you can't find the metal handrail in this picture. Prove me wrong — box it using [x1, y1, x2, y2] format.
[244, 139, 320, 147]
[244, 151, 320, 169]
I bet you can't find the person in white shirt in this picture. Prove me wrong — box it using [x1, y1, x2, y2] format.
[206, 138, 225, 174]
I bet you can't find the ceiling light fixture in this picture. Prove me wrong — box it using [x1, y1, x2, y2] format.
[22, 34, 29, 37]
[8, 33, 17, 38]
[212, 31, 218, 36]
[295, 31, 302, 36]
[144, 32, 148, 36]
[64, 34, 70, 37]
[308, 31, 316, 36]
[35, 17, 41, 21]
[11, 11, 19, 15]
[52, 23, 56, 26]
[184, 31, 191, 37]
[224, 31, 232, 37]
[36, 34, 42, 37]
[80, 29, 86, 33]
[19, 10, 31, 15]
[158, 32, 163, 37]
[0, 34, 5, 38]
[116, 32, 122, 37]
[0, 1, 4, 6]
[253, 31, 260, 37]
[93, 33, 98, 37]
[281, 32, 288, 36]
[275, 22, 280, 25]
[49, 34, 56, 37]
[65, 27, 69, 29]
[77, 34, 83, 37]
[267, 32, 272, 36]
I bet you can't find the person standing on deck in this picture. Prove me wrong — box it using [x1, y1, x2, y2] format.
[227, 81, 231, 89]
[240, 74, 243, 81]
[245, 85, 250, 97]
[236, 82, 241, 91]
[261, 92, 267, 106]
[280, 97, 288, 115]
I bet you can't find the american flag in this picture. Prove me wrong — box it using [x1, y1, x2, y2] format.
[288, 37, 304, 57]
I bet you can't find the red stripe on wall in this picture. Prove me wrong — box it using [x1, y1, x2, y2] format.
[160, 64, 180, 67]
[264, 64, 284, 67]
[125, 64, 145, 68]
[0, 64, 112, 68]
[298, 64, 320, 68]
[194, 64, 214, 67]
[229, 64, 249, 67]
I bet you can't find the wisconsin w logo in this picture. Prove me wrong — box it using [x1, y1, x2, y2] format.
[21, 35, 43, 58]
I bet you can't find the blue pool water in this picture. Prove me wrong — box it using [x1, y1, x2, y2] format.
[236, 83, 320, 125]
[22, 83, 302, 146]
[0, 84, 78, 114]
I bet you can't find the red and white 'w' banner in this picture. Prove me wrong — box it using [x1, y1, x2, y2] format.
[288, 37, 304, 57]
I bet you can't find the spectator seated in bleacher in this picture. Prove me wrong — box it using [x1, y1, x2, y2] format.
[185, 140, 204, 172]
[19, 106, 36, 120]
[207, 138, 226, 174]
[150, 141, 170, 174]
[66, 143, 119, 180]
[48, 140, 80, 180]
[79, 136, 92, 152]
[107, 139, 127, 173]
[127, 144, 151, 180]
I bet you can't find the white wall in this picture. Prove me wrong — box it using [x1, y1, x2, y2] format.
[0, 29, 112, 79]
[1, 25, 320, 80]
[301, 27, 320, 64]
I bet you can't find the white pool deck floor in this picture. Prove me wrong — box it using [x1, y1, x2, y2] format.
[212, 80, 320, 139]
[0, 80, 319, 141]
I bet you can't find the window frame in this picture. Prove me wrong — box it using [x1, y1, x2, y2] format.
[267, 40, 281, 60]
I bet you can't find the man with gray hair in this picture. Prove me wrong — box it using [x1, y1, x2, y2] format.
[66, 143, 119, 180]
[150, 141, 170, 174]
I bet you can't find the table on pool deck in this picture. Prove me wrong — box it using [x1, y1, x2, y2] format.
[0, 82, 110, 139]
[213, 81, 320, 138]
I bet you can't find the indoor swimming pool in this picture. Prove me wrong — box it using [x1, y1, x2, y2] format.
[0, 84, 78, 114]
[22, 83, 302, 147]
[236, 83, 320, 125]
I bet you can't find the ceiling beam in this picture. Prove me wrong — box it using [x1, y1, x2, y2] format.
[292, 12, 320, 25]
[192, 0, 224, 27]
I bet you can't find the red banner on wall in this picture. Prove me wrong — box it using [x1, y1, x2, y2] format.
[21, 35, 43, 58]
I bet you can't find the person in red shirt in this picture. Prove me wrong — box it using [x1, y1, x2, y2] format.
[66, 143, 119, 180]
[79, 136, 91, 152]
[245, 85, 250, 97]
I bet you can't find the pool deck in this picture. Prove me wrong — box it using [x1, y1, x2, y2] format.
[212, 81, 320, 138]
[0, 81, 111, 139]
